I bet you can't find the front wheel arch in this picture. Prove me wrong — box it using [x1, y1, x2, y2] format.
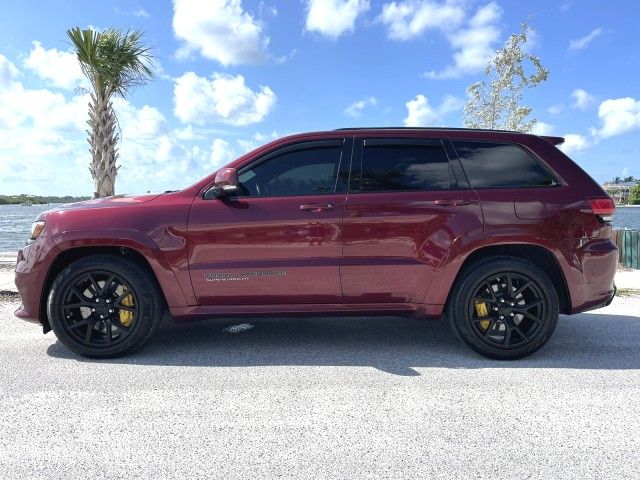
[40, 246, 167, 332]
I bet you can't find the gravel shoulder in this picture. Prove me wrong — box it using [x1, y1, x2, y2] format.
[1, 294, 640, 479]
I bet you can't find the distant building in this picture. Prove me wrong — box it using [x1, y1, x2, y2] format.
[602, 181, 637, 204]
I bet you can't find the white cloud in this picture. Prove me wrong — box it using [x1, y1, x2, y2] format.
[305, 0, 370, 38]
[210, 138, 236, 168]
[593, 97, 640, 139]
[403, 94, 463, 126]
[173, 0, 269, 66]
[174, 72, 277, 127]
[344, 96, 377, 118]
[571, 88, 596, 110]
[133, 8, 149, 17]
[377, 0, 465, 41]
[424, 2, 502, 79]
[531, 121, 554, 136]
[559, 133, 591, 155]
[0, 54, 19, 87]
[0, 57, 208, 195]
[568, 28, 602, 52]
[23, 41, 85, 90]
[547, 104, 563, 115]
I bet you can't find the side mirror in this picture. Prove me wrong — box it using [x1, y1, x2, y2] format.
[204, 168, 240, 199]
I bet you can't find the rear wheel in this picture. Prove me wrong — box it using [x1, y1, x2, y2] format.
[447, 256, 559, 360]
[47, 254, 164, 358]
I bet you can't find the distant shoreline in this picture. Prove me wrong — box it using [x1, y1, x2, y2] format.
[0, 195, 89, 205]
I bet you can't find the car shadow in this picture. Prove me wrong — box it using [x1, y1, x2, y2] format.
[47, 311, 640, 375]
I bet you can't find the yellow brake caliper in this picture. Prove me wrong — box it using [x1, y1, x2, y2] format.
[474, 300, 490, 330]
[119, 292, 135, 327]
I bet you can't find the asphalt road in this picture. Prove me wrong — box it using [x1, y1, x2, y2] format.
[1, 295, 640, 479]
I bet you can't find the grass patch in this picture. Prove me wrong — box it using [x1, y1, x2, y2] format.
[616, 288, 640, 297]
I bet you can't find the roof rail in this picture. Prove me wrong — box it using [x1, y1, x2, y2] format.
[333, 126, 523, 134]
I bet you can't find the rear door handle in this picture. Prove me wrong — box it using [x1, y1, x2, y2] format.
[299, 203, 334, 212]
[434, 198, 472, 207]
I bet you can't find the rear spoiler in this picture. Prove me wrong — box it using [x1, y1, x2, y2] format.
[541, 135, 565, 146]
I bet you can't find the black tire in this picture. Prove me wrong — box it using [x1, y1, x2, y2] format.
[47, 254, 164, 358]
[447, 256, 559, 360]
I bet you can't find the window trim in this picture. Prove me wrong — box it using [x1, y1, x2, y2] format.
[349, 137, 458, 194]
[450, 139, 561, 190]
[231, 138, 348, 199]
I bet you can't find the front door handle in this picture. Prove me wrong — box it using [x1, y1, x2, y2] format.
[434, 198, 472, 207]
[299, 203, 334, 212]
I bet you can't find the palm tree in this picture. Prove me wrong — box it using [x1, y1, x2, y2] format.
[67, 27, 154, 197]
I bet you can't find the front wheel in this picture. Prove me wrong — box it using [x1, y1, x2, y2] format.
[47, 254, 164, 358]
[447, 256, 559, 360]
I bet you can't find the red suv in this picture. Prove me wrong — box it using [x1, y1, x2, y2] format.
[14, 128, 617, 359]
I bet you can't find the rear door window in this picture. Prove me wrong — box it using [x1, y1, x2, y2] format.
[351, 139, 451, 192]
[452, 141, 556, 188]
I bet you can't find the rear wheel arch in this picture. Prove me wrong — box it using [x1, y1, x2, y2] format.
[449, 244, 571, 315]
[40, 246, 168, 331]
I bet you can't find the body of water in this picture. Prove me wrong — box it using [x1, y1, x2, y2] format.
[0, 204, 63, 253]
[1, 203, 640, 254]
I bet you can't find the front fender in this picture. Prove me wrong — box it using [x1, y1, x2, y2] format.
[46, 229, 192, 308]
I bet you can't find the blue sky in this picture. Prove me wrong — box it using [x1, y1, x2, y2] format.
[0, 0, 638, 196]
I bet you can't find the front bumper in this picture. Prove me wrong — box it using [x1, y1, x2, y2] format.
[14, 239, 53, 327]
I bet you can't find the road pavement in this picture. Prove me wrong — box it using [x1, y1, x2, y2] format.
[1, 293, 640, 479]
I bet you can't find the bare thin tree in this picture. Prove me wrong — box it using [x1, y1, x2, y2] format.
[464, 20, 548, 132]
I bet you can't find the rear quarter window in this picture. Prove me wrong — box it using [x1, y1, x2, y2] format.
[452, 141, 556, 188]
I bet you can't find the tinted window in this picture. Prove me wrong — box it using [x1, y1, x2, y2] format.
[238, 145, 343, 197]
[453, 141, 555, 188]
[353, 143, 450, 192]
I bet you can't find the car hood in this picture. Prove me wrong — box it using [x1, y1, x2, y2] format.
[45, 194, 163, 213]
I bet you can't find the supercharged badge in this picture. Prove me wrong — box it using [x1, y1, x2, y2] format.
[204, 270, 287, 282]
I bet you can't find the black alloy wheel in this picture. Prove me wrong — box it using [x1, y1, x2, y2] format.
[47, 254, 164, 358]
[447, 256, 559, 360]
[58, 271, 138, 348]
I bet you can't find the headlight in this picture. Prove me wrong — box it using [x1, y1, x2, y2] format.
[30, 221, 46, 240]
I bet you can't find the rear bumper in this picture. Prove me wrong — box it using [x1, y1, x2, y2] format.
[567, 239, 617, 314]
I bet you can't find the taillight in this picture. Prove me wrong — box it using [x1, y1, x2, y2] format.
[585, 197, 615, 222]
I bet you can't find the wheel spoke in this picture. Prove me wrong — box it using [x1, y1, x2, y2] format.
[114, 289, 131, 306]
[71, 286, 91, 302]
[116, 305, 135, 312]
[503, 323, 512, 346]
[506, 274, 513, 296]
[87, 274, 101, 297]
[63, 301, 94, 309]
[519, 311, 543, 324]
[111, 318, 130, 332]
[484, 282, 497, 302]
[513, 281, 531, 298]
[514, 325, 529, 342]
[483, 319, 497, 338]
[84, 319, 97, 343]
[474, 296, 497, 305]
[515, 299, 544, 311]
[105, 319, 113, 345]
[68, 318, 89, 329]
[102, 274, 116, 296]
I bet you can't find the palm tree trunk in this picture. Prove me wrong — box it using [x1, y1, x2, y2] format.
[87, 93, 119, 198]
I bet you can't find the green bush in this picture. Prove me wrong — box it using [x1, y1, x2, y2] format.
[630, 185, 640, 205]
